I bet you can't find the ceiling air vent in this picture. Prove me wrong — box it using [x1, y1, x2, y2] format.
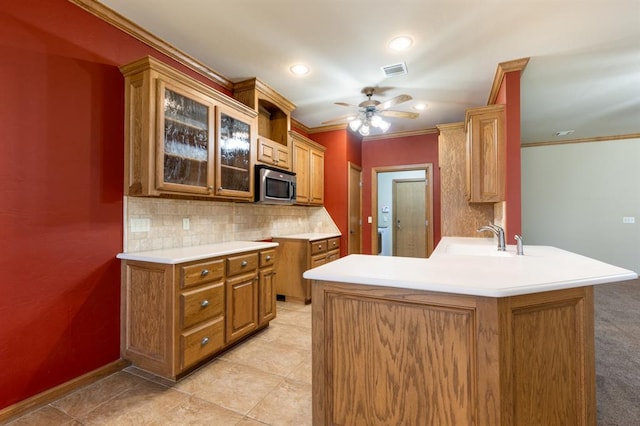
[381, 62, 408, 78]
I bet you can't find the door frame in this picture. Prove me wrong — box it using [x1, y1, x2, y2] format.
[371, 164, 434, 257]
[347, 162, 362, 254]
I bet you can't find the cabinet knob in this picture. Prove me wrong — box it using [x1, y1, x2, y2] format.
[201, 269, 209, 277]
[201, 337, 209, 346]
[241, 261, 248, 267]
[207, 186, 213, 192]
[318, 245, 322, 249]
[200, 299, 209, 308]
[218, 186, 223, 191]
[255, 276, 259, 281]
[265, 255, 272, 261]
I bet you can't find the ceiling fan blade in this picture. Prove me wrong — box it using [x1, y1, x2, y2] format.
[334, 102, 357, 108]
[378, 110, 419, 119]
[376, 94, 412, 111]
[321, 113, 358, 125]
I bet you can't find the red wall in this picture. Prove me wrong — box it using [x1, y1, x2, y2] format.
[0, 0, 229, 409]
[361, 134, 441, 254]
[495, 72, 522, 240]
[311, 129, 362, 256]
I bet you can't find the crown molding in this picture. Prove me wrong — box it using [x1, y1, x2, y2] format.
[306, 123, 348, 134]
[436, 122, 464, 131]
[68, 0, 233, 90]
[363, 127, 439, 141]
[522, 133, 640, 148]
[487, 57, 529, 105]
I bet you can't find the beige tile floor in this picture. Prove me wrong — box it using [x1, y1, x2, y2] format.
[7, 301, 312, 426]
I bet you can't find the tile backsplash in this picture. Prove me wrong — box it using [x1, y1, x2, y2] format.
[124, 197, 340, 252]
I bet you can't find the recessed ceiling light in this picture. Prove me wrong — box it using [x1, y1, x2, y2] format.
[413, 103, 428, 111]
[388, 35, 413, 51]
[289, 63, 310, 76]
[554, 129, 575, 137]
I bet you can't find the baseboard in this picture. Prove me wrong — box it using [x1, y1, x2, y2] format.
[0, 359, 130, 423]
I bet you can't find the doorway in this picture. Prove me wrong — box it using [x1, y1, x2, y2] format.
[372, 164, 434, 258]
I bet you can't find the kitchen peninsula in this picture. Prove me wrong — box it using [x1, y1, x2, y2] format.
[304, 237, 637, 425]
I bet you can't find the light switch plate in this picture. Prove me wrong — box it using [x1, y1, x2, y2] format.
[622, 217, 635, 224]
[182, 217, 190, 230]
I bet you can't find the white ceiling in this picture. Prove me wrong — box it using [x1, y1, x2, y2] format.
[99, 0, 640, 143]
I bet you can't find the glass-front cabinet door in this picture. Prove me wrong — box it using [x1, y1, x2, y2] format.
[216, 106, 254, 199]
[156, 79, 215, 195]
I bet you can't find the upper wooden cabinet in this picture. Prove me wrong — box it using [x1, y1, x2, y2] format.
[290, 131, 325, 206]
[233, 78, 295, 170]
[120, 56, 257, 200]
[465, 104, 505, 203]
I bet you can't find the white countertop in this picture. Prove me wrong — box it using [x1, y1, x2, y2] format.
[116, 241, 278, 264]
[272, 232, 341, 241]
[303, 237, 637, 297]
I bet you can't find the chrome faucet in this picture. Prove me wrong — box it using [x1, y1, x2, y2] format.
[477, 222, 506, 251]
[514, 234, 524, 255]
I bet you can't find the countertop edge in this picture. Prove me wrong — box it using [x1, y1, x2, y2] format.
[116, 241, 279, 264]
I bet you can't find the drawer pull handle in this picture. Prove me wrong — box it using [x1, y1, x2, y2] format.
[201, 269, 209, 277]
[265, 255, 272, 261]
[318, 245, 322, 249]
[200, 299, 209, 308]
[201, 337, 209, 346]
[241, 261, 248, 267]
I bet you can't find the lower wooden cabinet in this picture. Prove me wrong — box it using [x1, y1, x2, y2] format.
[273, 235, 340, 304]
[121, 247, 277, 380]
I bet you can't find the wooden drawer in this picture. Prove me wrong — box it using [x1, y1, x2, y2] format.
[180, 282, 224, 329]
[181, 259, 225, 289]
[260, 249, 276, 268]
[327, 249, 340, 263]
[327, 237, 340, 251]
[181, 317, 224, 369]
[310, 240, 328, 255]
[227, 252, 259, 276]
[311, 253, 327, 268]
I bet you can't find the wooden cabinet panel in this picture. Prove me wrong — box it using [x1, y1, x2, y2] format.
[312, 282, 595, 425]
[181, 317, 225, 369]
[257, 137, 290, 169]
[258, 267, 276, 326]
[227, 252, 258, 276]
[180, 281, 224, 329]
[226, 272, 259, 343]
[290, 131, 325, 206]
[259, 249, 276, 268]
[465, 105, 505, 203]
[273, 236, 340, 304]
[181, 259, 224, 288]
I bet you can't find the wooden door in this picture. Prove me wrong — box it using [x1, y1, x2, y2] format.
[292, 141, 310, 203]
[226, 272, 258, 343]
[393, 179, 426, 258]
[348, 163, 362, 254]
[309, 147, 324, 205]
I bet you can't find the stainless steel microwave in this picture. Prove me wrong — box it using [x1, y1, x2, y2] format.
[254, 165, 296, 204]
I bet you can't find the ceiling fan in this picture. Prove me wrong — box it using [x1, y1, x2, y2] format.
[322, 87, 419, 135]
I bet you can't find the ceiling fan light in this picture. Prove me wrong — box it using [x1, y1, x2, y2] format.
[378, 120, 390, 132]
[359, 124, 370, 136]
[349, 118, 362, 131]
[370, 115, 382, 127]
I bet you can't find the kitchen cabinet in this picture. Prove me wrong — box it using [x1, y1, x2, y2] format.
[119, 244, 277, 380]
[225, 252, 259, 343]
[290, 131, 325, 205]
[233, 78, 295, 170]
[120, 56, 257, 200]
[258, 249, 277, 325]
[465, 104, 505, 203]
[272, 234, 340, 304]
